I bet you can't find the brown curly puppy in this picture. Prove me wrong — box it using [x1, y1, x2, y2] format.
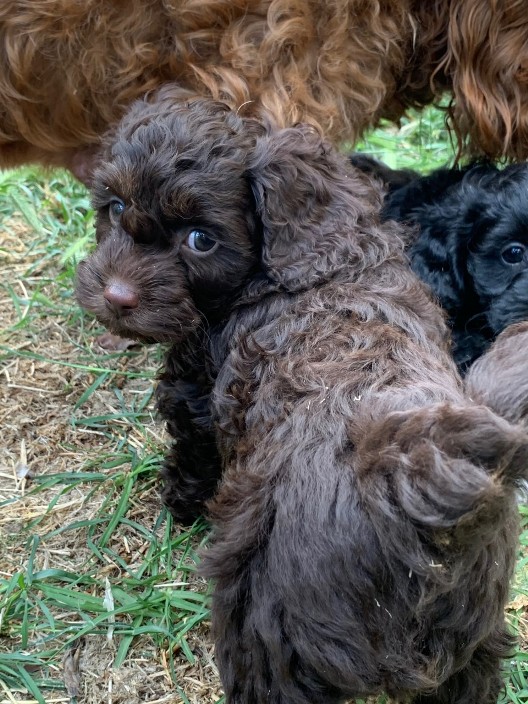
[76, 93, 528, 704]
[1, 0, 528, 182]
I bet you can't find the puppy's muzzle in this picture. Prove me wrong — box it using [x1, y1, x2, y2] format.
[103, 279, 139, 316]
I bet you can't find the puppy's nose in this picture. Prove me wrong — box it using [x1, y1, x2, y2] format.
[103, 280, 139, 312]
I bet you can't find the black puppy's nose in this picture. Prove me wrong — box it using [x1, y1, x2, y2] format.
[103, 280, 139, 312]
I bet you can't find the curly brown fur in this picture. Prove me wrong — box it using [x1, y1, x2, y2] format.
[465, 322, 528, 427]
[76, 94, 528, 704]
[1, 0, 528, 183]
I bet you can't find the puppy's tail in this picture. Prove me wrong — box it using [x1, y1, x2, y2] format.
[465, 322, 528, 425]
[355, 397, 528, 578]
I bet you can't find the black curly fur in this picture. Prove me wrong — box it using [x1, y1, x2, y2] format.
[351, 154, 528, 372]
[156, 339, 221, 523]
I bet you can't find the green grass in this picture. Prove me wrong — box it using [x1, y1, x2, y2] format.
[0, 168, 216, 702]
[355, 102, 455, 170]
[0, 105, 527, 703]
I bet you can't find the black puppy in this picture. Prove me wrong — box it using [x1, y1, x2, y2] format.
[350, 154, 528, 371]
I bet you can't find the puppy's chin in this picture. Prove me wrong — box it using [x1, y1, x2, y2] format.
[94, 311, 198, 346]
[485, 274, 528, 337]
[76, 291, 200, 345]
[75, 239, 200, 345]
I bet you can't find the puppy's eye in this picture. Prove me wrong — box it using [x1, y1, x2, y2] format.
[186, 229, 218, 253]
[109, 198, 125, 221]
[501, 243, 525, 264]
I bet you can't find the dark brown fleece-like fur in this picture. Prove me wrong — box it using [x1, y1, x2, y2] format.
[76, 94, 528, 704]
[465, 321, 528, 428]
[1, 0, 528, 182]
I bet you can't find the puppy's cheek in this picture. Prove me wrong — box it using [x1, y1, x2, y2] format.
[109, 276, 200, 344]
[128, 299, 201, 343]
[487, 279, 528, 334]
[75, 260, 105, 314]
[184, 247, 255, 298]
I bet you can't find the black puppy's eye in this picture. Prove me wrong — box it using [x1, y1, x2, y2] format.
[501, 243, 525, 264]
[186, 229, 218, 253]
[109, 198, 125, 220]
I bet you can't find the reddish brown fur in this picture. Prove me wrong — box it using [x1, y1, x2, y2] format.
[443, 0, 528, 161]
[0, 0, 527, 180]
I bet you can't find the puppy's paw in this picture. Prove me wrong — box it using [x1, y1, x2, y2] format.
[465, 322, 528, 424]
[160, 469, 213, 525]
[96, 331, 138, 351]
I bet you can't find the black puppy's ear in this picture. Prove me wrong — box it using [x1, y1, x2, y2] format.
[246, 124, 386, 291]
[350, 153, 419, 192]
[408, 205, 472, 316]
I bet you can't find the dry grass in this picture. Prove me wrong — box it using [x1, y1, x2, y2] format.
[0, 169, 219, 703]
[0, 108, 528, 703]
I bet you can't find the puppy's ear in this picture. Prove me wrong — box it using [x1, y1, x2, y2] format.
[409, 208, 470, 316]
[410, 186, 503, 316]
[246, 124, 387, 290]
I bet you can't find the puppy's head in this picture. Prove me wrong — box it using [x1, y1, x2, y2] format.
[76, 92, 389, 344]
[76, 97, 264, 343]
[406, 163, 528, 338]
[464, 165, 528, 334]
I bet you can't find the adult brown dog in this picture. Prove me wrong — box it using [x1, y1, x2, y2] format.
[76, 91, 528, 703]
[1, 0, 528, 183]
